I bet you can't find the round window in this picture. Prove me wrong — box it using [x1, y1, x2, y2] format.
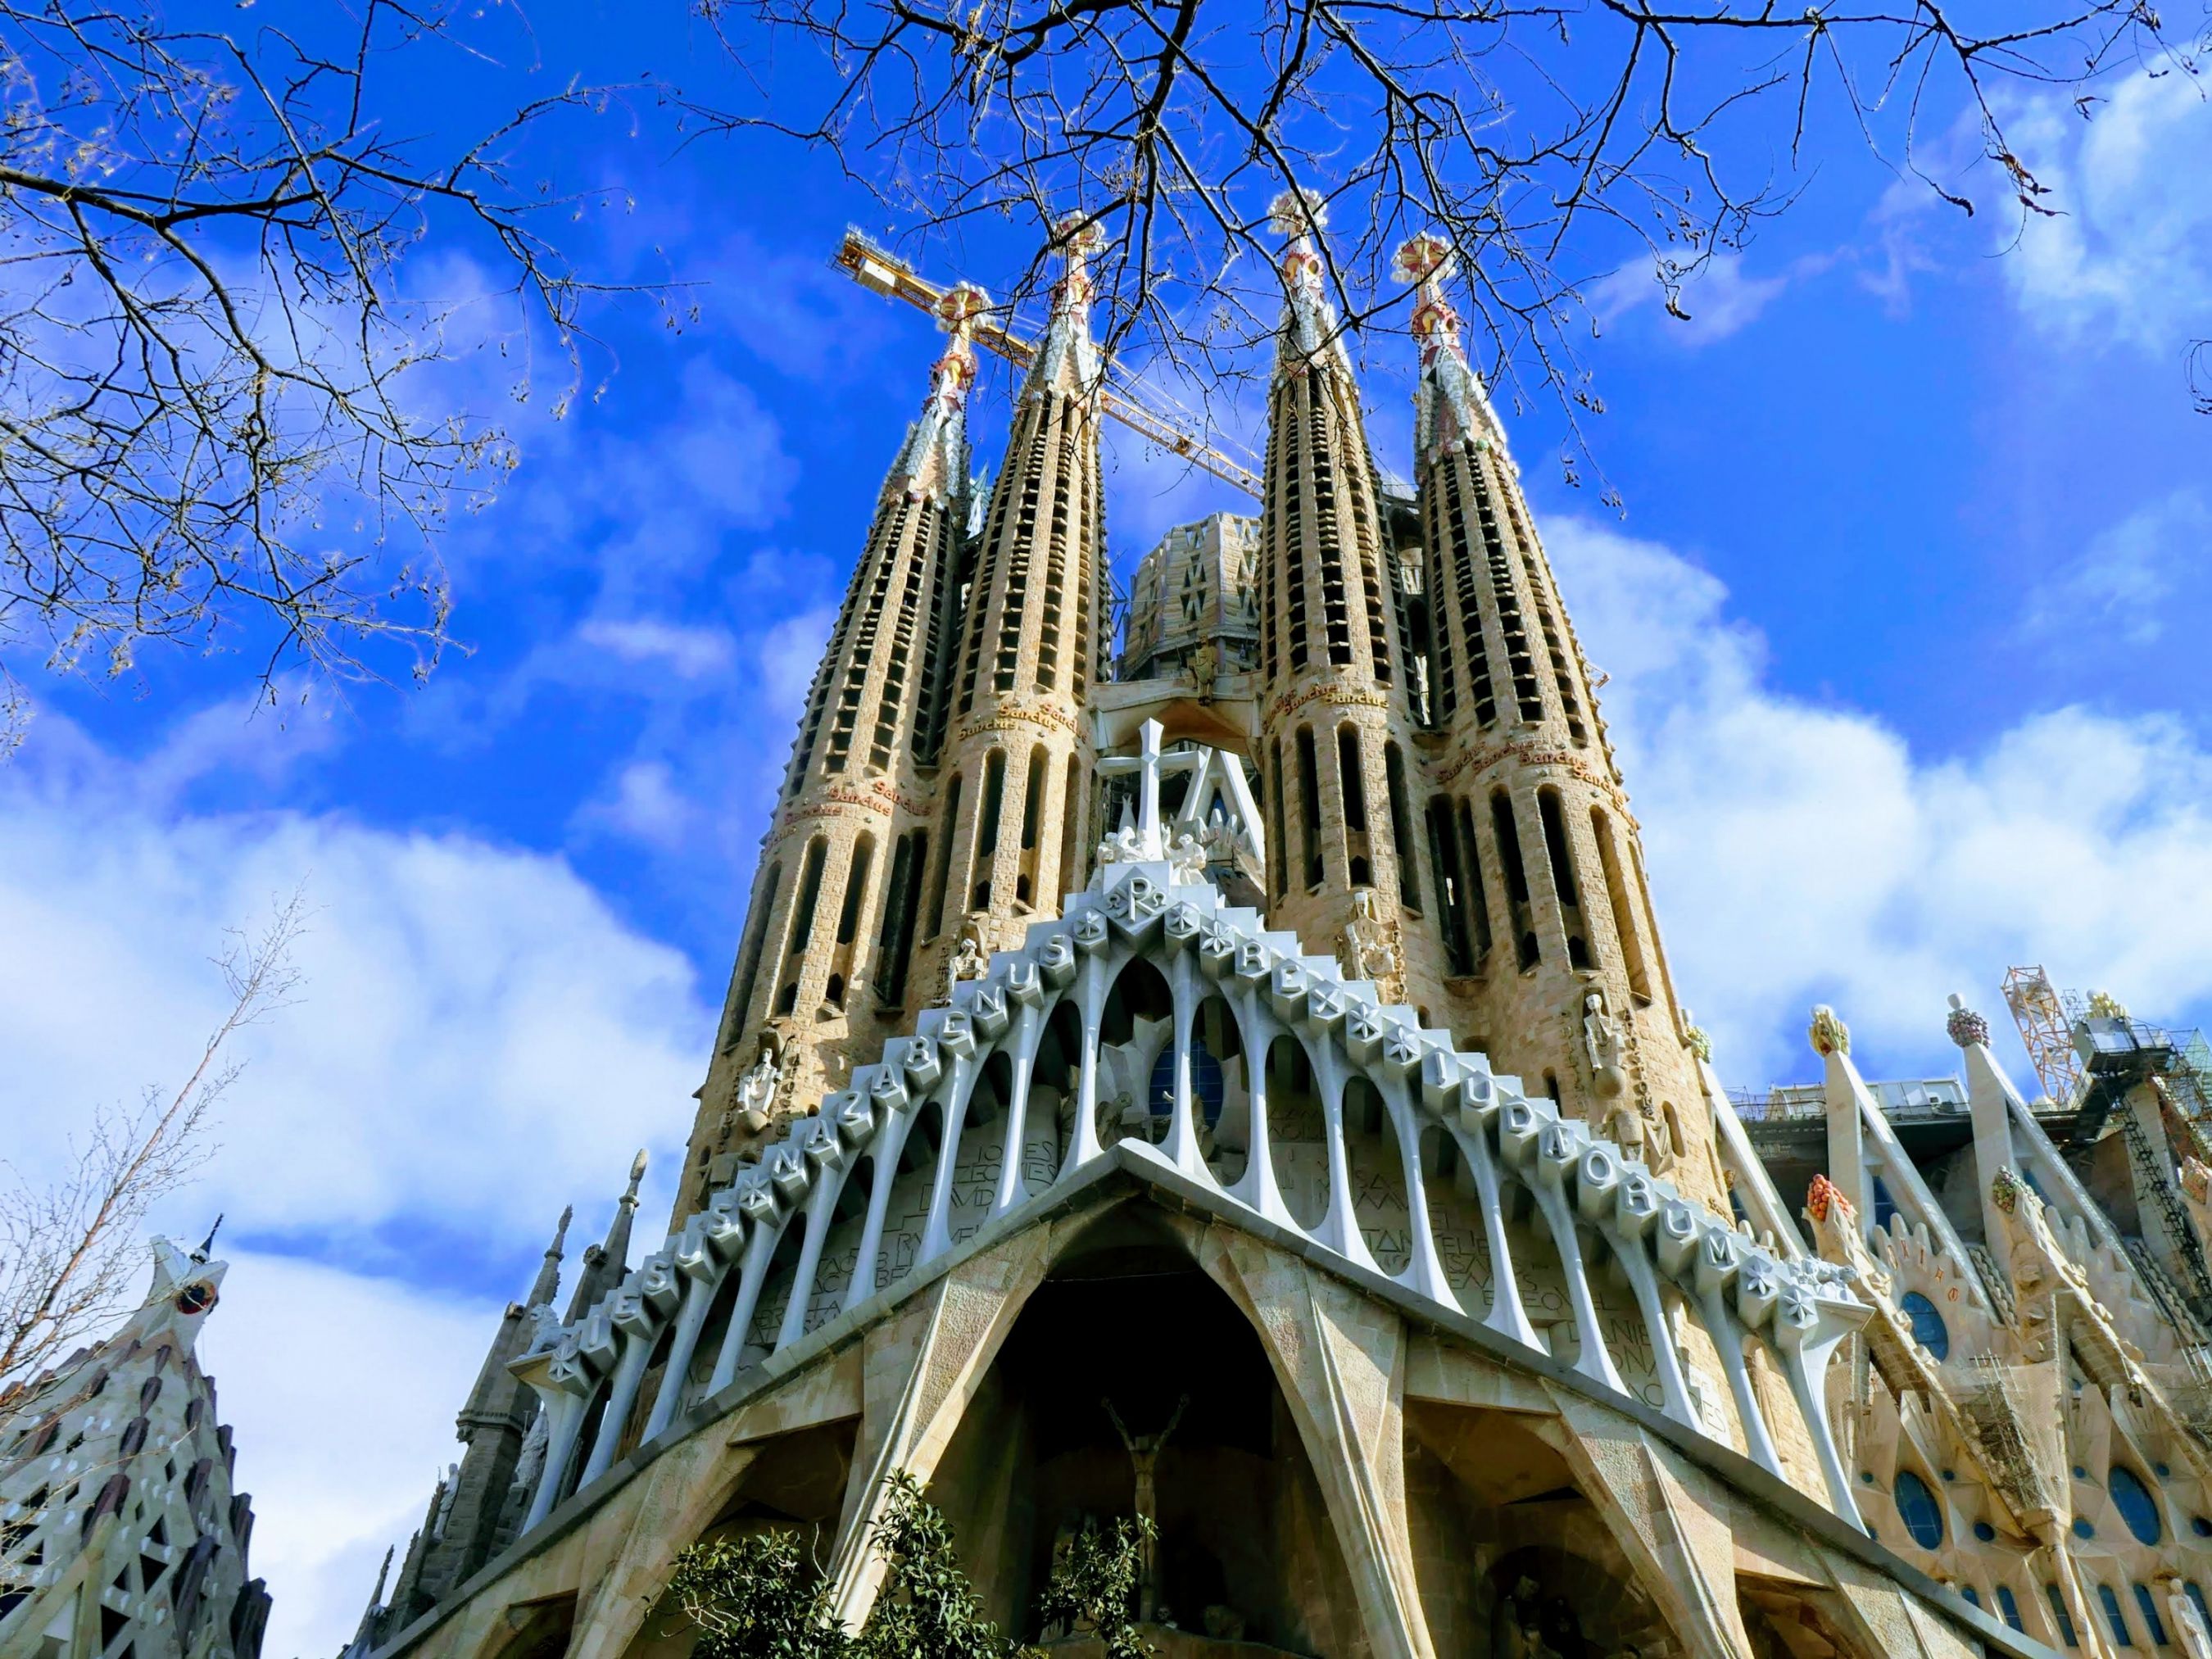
[1894, 1469, 1945, 1550]
[1900, 1291, 1950, 1361]
[173, 1281, 217, 1316]
[2111, 1465, 2163, 1546]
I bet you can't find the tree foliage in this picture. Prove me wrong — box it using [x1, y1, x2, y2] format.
[1034, 1516, 1154, 1659]
[666, 1471, 1151, 1658]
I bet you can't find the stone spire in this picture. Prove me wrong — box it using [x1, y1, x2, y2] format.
[681, 294, 989, 1215]
[385, 1203, 576, 1620]
[581, 1152, 646, 1312]
[1393, 229, 1716, 1201]
[1254, 190, 1426, 986]
[921, 211, 1109, 1010]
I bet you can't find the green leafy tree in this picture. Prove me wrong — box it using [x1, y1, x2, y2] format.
[1033, 1516, 1153, 1659]
[665, 1471, 1152, 1658]
[665, 1525, 847, 1659]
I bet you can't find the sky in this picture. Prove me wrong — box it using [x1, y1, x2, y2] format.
[2, 7, 2210, 1653]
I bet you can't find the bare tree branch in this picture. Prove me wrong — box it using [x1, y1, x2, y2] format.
[0, 1, 666, 736]
[678, 0, 2204, 474]
[0, 886, 308, 1395]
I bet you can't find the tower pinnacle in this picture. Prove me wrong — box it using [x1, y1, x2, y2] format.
[1393, 232, 1501, 460]
[1028, 211, 1104, 397]
[889, 280, 987, 501]
[1268, 188, 1353, 377]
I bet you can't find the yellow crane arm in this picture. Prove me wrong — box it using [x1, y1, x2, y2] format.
[835, 229, 1263, 501]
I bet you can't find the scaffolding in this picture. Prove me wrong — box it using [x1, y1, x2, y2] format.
[2003, 964, 2083, 1108]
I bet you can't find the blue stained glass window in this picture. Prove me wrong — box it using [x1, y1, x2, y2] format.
[1145, 1039, 1224, 1129]
[2048, 1584, 2081, 1648]
[2074, 1517, 2097, 1539]
[2187, 1584, 2210, 1630]
[1900, 1291, 1951, 1360]
[2192, 1516, 2212, 1539]
[2099, 1584, 2135, 1647]
[1974, 1521, 1997, 1542]
[2112, 1465, 2164, 1545]
[1963, 1588, 1982, 1609]
[1997, 1586, 2026, 1634]
[2133, 1584, 2170, 1647]
[1894, 1469, 1945, 1549]
[1873, 1175, 1898, 1233]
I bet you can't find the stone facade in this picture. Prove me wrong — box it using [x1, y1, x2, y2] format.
[351, 202, 2212, 1659]
[1120, 513, 1261, 686]
[0, 1239, 270, 1659]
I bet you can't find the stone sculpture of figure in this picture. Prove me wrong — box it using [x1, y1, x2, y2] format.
[1096, 821, 1147, 866]
[938, 913, 991, 1005]
[1601, 1094, 1648, 1166]
[507, 1412, 549, 1506]
[1582, 989, 1627, 1099]
[736, 1042, 783, 1133]
[1104, 1394, 1188, 1625]
[1498, 1575, 1559, 1659]
[1190, 640, 1219, 701]
[1167, 832, 1208, 882]
[1339, 889, 1403, 990]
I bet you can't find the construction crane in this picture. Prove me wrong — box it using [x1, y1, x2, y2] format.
[2003, 965, 2083, 1108]
[834, 229, 1264, 501]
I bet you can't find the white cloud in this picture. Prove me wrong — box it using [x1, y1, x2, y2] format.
[2024, 486, 2209, 643]
[0, 718, 718, 1650]
[757, 604, 837, 718]
[1550, 516, 2212, 1086]
[197, 1252, 501, 1659]
[582, 757, 699, 849]
[1996, 68, 2212, 351]
[578, 618, 737, 680]
[1588, 252, 1806, 347]
[0, 723, 710, 1256]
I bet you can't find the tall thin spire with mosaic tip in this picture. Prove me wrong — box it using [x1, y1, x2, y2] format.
[683, 288, 989, 1213]
[1394, 229, 1718, 1205]
[926, 213, 1109, 1013]
[1256, 189, 1430, 998]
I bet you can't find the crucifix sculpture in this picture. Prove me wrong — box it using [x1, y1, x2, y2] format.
[1104, 1394, 1188, 1624]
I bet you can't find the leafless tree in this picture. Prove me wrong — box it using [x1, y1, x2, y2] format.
[0, 0, 655, 748]
[0, 887, 306, 1395]
[687, 0, 2203, 471]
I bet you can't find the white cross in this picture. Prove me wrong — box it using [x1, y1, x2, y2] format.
[1098, 718, 1168, 859]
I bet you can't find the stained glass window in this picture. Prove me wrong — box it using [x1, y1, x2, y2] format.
[2099, 1584, 2134, 1648]
[2112, 1465, 2164, 1546]
[1900, 1291, 1950, 1360]
[2047, 1584, 2080, 1648]
[1894, 1469, 1944, 1549]
[2133, 1584, 2169, 1648]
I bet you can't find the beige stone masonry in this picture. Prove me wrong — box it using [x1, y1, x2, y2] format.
[1200, 1226, 1436, 1659]
[1536, 1384, 1761, 1659]
[823, 1218, 1059, 1626]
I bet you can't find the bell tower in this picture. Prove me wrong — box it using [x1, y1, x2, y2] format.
[679, 283, 988, 1213]
[1395, 231, 1719, 1203]
[917, 215, 1109, 1005]
[1253, 191, 1433, 1004]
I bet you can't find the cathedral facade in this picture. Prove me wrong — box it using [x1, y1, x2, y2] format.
[331, 198, 2212, 1659]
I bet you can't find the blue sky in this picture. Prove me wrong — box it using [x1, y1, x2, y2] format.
[2, 7, 2209, 1649]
